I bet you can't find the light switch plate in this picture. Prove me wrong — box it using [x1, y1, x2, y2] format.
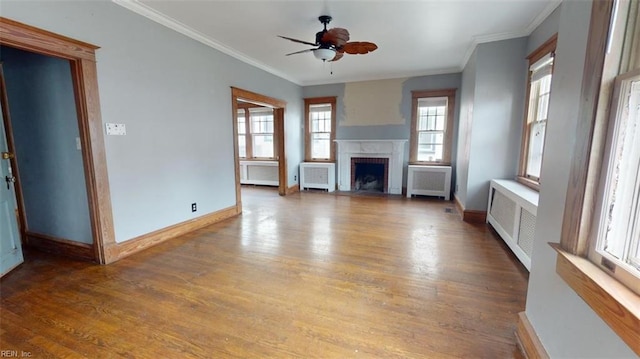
[76, 137, 82, 150]
[105, 123, 126, 136]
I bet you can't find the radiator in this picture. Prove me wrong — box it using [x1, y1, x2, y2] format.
[239, 160, 279, 186]
[487, 179, 539, 271]
[300, 162, 335, 192]
[406, 165, 451, 200]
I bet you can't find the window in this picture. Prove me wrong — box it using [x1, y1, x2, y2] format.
[237, 109, 246, 158]
[304, 97, 336, 162]
[519, 35, 557, 187]
[557, 0, 639, 354]
[410, 89, 455, 164]
[236, 106, 274, 159]
[589, 69, 640, 294]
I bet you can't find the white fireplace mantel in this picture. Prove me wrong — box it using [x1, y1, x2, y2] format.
[335, 139, 407, 194]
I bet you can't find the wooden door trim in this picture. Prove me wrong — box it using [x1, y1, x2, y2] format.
[230, 87, 288, 200]
[0, 17, 115, 264]
[0, 64, 27, 238]
[274, 108, 286, 196]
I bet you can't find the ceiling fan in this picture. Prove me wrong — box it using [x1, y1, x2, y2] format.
[278, 15, 378, 62]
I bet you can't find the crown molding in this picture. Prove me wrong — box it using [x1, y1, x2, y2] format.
[459, 0, 562, 71]
[112, 0, 301, 86]
[524, 0, 562, 34]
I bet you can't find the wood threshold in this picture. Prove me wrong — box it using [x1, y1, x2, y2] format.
[516, 312, 550, 359]
[105, 205, 240, 263]
[25, 231, 94, 262]
[551, 243, 640, 356]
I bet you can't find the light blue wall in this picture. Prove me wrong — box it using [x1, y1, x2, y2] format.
[1, 46, 92, 244]
[527, 5, 561, 54]
[525, 1, 636, 357]
[465, 37, 528, 210]
[1, 1, 303, 243]
[303, 73, 462, 189]
[454, 49, 477, 205]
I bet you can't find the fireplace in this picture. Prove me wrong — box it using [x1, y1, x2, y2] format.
[335, 140, 407, 194]
[351, 157, 389, 192]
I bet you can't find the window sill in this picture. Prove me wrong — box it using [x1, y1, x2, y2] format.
[304, 159, 335, 163]
[409, 161, 451, 166]
[240, 158, 277, 162]
[516, 176, 540, 191]
[551, 243, 640, 356]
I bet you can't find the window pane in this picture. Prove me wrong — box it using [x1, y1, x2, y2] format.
[526, 120, 546, 178]
[238, 135, 246, 158]
[418, 106, 446, 131]
[250, 109, 274, 134]
[311, 133, 330, 159]
[600, 79, 640, 260]
[252, 134, 274, 158]
[537, 93, 550, 121]
[417, 132, 444, 161]
[312, 116, 331, 133]
[417, 144, 443, 162]
[418, 132, 444, 145]
[237, 116, 246, 134]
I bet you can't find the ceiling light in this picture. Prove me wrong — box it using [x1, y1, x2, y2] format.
[314, 47, 336, 62]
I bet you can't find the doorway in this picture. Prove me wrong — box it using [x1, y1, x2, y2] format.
[230, 87, 287, 212]
[0, 46, 95, 266]
[0, 17, 114, 266]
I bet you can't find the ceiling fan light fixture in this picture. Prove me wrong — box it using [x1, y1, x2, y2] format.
[314, 47, 336, 61]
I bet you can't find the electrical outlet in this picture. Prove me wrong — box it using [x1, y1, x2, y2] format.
[294, 175, 297, 181]
[191, 203, 197, 212]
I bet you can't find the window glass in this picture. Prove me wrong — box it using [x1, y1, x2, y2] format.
[309, 103, 332, 159]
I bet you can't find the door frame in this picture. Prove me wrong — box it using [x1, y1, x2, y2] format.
[230, 87, 287, 210]
[0, 17, 115, 264]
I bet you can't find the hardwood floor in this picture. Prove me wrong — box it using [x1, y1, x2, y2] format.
[1, 187, 529, 358]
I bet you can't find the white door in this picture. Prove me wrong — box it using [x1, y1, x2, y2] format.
[0, 69, 23, 276]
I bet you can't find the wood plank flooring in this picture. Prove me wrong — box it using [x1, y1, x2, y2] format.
[1, 187, 528, 358]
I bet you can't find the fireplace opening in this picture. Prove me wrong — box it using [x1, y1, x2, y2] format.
[350, 157, 389, 193]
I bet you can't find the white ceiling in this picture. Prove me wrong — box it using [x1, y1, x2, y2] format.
[115, 0, 560, 86]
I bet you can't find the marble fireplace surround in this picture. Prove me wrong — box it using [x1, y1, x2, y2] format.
[335, 140, 407, 194]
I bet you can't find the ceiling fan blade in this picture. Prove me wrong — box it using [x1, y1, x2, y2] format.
[322, 28, 350, 47]
[342, 41, 378, 55]
[285, 48, 316, 56]
[329, 52, 344, 62]
[278, 35, 317, 47]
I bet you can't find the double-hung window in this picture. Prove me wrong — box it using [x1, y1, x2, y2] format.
[237, 109, 247, 158]
[519, 36, 556, 187]
[304, 97, 336, 162]
[410, 89, 455, 164]
[557, 0, 639, 353]
[589, 69, 640, 294]
[236, 106, 274, 159]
